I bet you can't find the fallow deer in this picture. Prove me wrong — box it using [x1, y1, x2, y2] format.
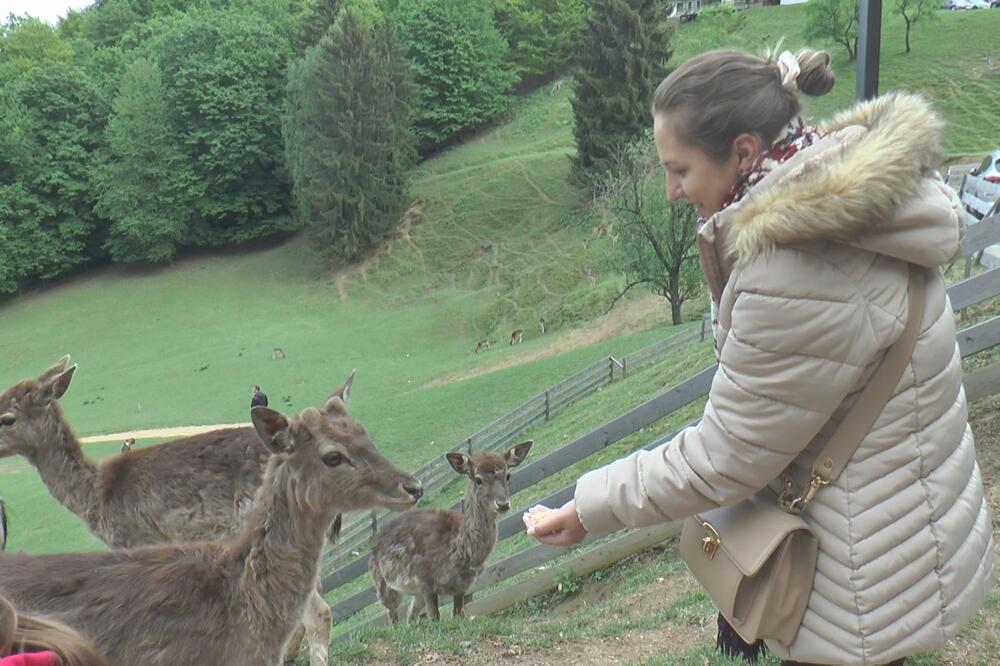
[474, 339, 490, 354]
[538, 317, 546, 335]
[0, 403, 423, 666]
[509, 329, 524, 345]
[370, 441, 533, 623]
[272, 347, 286, 360]
[0, 359, 359, 666]
[120, 437, 134, 454]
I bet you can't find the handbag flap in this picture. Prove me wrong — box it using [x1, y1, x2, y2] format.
[694, 493, 812, 577]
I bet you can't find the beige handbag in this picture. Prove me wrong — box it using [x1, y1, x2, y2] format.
[679, 264, 926, 646]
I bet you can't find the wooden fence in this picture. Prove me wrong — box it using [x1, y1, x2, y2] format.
[325, 211, 1000, 633]
[320, 321, 708, 570]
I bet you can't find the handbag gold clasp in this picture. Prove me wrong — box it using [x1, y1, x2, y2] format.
[779, 474, 830, 514]
[701, 521, 721, 559]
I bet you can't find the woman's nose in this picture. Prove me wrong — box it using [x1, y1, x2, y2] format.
[666, 180, 684, 202]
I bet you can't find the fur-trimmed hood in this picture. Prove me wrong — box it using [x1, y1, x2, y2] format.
[716, 92, 963, 268]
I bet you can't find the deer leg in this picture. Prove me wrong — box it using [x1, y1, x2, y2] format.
[303, 590, 331, 666]
[405, 595, 425, 622]
[373, 567, 402, 624]
[280, 622, 305, 664]
[424, 591, 440, 621]
[453, 592, 466, 618]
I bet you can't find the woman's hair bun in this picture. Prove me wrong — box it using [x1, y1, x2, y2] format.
[795, 49, 835, 97]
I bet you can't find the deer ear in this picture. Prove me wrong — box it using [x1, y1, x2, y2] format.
[504, 440, 533, 468]
[322, 370, 356, 415]
[37, 356, 71, 384]
[251, 407, 293, 455]
[38, 365, 76, 402]
[446, 452, 471, 475]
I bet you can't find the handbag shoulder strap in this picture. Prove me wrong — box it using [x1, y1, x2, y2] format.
[782, 264, 926, 511]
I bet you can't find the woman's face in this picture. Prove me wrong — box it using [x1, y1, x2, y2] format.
[653, 113, 743, 220]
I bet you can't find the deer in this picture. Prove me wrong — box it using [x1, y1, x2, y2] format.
[538, 317, 546, 335]
[370, 441, 533, 623]
[272, 347, 285, 360]
[509, 329, 524, 345]
[120, 437, 134, 453]
[0, 358, 363, 666]
[0, 402, 424, 666]
[474, 339, 490, 354]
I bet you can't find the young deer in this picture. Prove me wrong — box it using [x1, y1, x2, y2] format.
[370, 441, 533, 623]
[272, 347, 286, 360]
[474, 339, 490, 354]
[509, 329, 524, 345]
[0, 359, 356, 666]
[538, 317, 546, 335]
[0, 403, 423, 666]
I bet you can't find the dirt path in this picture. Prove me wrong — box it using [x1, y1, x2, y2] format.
[79, 423, 249, 444]
[424, 294, 671, 389]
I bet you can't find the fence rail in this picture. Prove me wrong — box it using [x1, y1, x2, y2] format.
[325, 259, 1000, 630]
[321, 321, 707, 570]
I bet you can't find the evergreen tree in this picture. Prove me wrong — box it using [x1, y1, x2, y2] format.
[570, 0, 672, 186]
[96, 58, 187, 263]
[283, 10, 415, 262]
[294, 0, 341, 53]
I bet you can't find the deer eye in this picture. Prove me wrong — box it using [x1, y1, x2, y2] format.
[322, 452, 343, 467]
[0, 414, 14, 427]
[474, 476, 484, 486]
[506, 472, 511, 482]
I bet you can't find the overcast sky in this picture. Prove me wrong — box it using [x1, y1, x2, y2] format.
[3, 0, 95, 25]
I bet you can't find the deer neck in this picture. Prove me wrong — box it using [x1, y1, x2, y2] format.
[229, 461, 331, 637]
[454, 485, 498, 568]
[26, 407, 102, 531]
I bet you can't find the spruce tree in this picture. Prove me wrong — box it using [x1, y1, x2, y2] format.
[570, 0, 672, 186]
[283, 9, 415, 262]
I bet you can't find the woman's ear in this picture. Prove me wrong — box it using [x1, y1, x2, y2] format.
[732, 133, 764, 173]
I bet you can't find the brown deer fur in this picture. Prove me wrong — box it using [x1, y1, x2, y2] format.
[370, 441, 532, 623]
[0, 359, 365, 665]
[509, 330, 524, 345]
[0, 403, 422, 666]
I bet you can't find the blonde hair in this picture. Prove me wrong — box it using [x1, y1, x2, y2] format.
[651, 48, 834, 161]
[0, 595, 107, 666]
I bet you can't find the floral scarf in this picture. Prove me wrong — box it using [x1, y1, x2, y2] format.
[720, 115, 822, 211]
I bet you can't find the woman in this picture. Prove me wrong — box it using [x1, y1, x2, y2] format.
[0, 595, 106, 666]
[529, 48, 994, 665]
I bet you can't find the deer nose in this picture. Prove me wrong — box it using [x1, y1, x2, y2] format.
[404, 483, 423, 501]
[495, 501, 510, 513]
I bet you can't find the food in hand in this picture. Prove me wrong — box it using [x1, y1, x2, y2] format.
[523, 504, 554, 533]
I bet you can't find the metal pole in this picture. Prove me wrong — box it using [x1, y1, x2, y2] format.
[856, 0, 882, 100]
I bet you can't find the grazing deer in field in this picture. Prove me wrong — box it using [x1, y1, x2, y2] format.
[0, 403, 423, 666]
[370, 441, 533, 623]
[474, 339, 490, 354]
[120, 437, 134, 453]
[0, 498, 7, 551]
[272, 347, 285, 360]
[509, 329, 524, 345]
[538, 317, 546, 335]
[0, 359, 370, 666]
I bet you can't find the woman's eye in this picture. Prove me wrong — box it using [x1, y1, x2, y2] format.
[322, 452, 343, 467]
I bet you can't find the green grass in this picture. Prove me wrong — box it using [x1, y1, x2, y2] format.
[673, 5, 1000, 155]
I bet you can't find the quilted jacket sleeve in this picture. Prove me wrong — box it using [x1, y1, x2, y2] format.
[574, 250, 888, 537]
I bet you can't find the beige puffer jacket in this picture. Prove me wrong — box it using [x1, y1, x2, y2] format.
[575, 93, 995, 665]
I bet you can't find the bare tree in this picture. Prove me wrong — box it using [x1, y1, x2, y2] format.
[804, 0, 859, 61]
[893, 0, 937, 53]
[598, 138, 702, 325]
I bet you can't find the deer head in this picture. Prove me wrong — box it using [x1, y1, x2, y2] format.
[0, 357, 76, 460]
[250, 372, 422, 514]
[446, 441, 532, 514]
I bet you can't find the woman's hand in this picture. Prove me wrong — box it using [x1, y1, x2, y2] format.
[527, 500, 587, 547]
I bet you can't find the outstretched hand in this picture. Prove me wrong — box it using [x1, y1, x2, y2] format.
[525, 500, 587, 547]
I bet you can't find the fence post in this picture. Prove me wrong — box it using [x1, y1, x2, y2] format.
[609, 356, 615, 382]
[369, 511, 377, 544]
[544, 390, 550, 422]
[466, 437, 473, 456]
[622, 356, 627, 378]
[700, 315, 707, 342]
